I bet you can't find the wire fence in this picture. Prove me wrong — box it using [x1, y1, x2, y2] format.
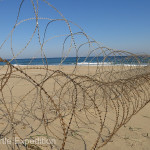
[0, 0, 150, 149]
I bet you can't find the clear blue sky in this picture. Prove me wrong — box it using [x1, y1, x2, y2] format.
[0, 0, 150, 58]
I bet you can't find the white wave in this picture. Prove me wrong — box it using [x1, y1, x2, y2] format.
[13, 64, 27, 66]
[12, 63, 148, 66]
[76, 62, 148, 66]
[77, 62, 113, 66]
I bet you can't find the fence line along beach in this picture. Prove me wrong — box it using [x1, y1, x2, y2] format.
[0, 0, 150, 150]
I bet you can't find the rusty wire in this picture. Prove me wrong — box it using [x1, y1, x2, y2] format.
[0, 0, 150, 150]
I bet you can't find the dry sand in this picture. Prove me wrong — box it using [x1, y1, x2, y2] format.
[0, 65, 150, 150]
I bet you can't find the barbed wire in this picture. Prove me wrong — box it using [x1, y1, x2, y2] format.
[0, 0, 150, 150]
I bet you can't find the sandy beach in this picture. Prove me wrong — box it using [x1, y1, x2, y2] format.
[0, 65, 150, 150]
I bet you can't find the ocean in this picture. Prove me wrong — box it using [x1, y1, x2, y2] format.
[0, 56, 149, 66]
